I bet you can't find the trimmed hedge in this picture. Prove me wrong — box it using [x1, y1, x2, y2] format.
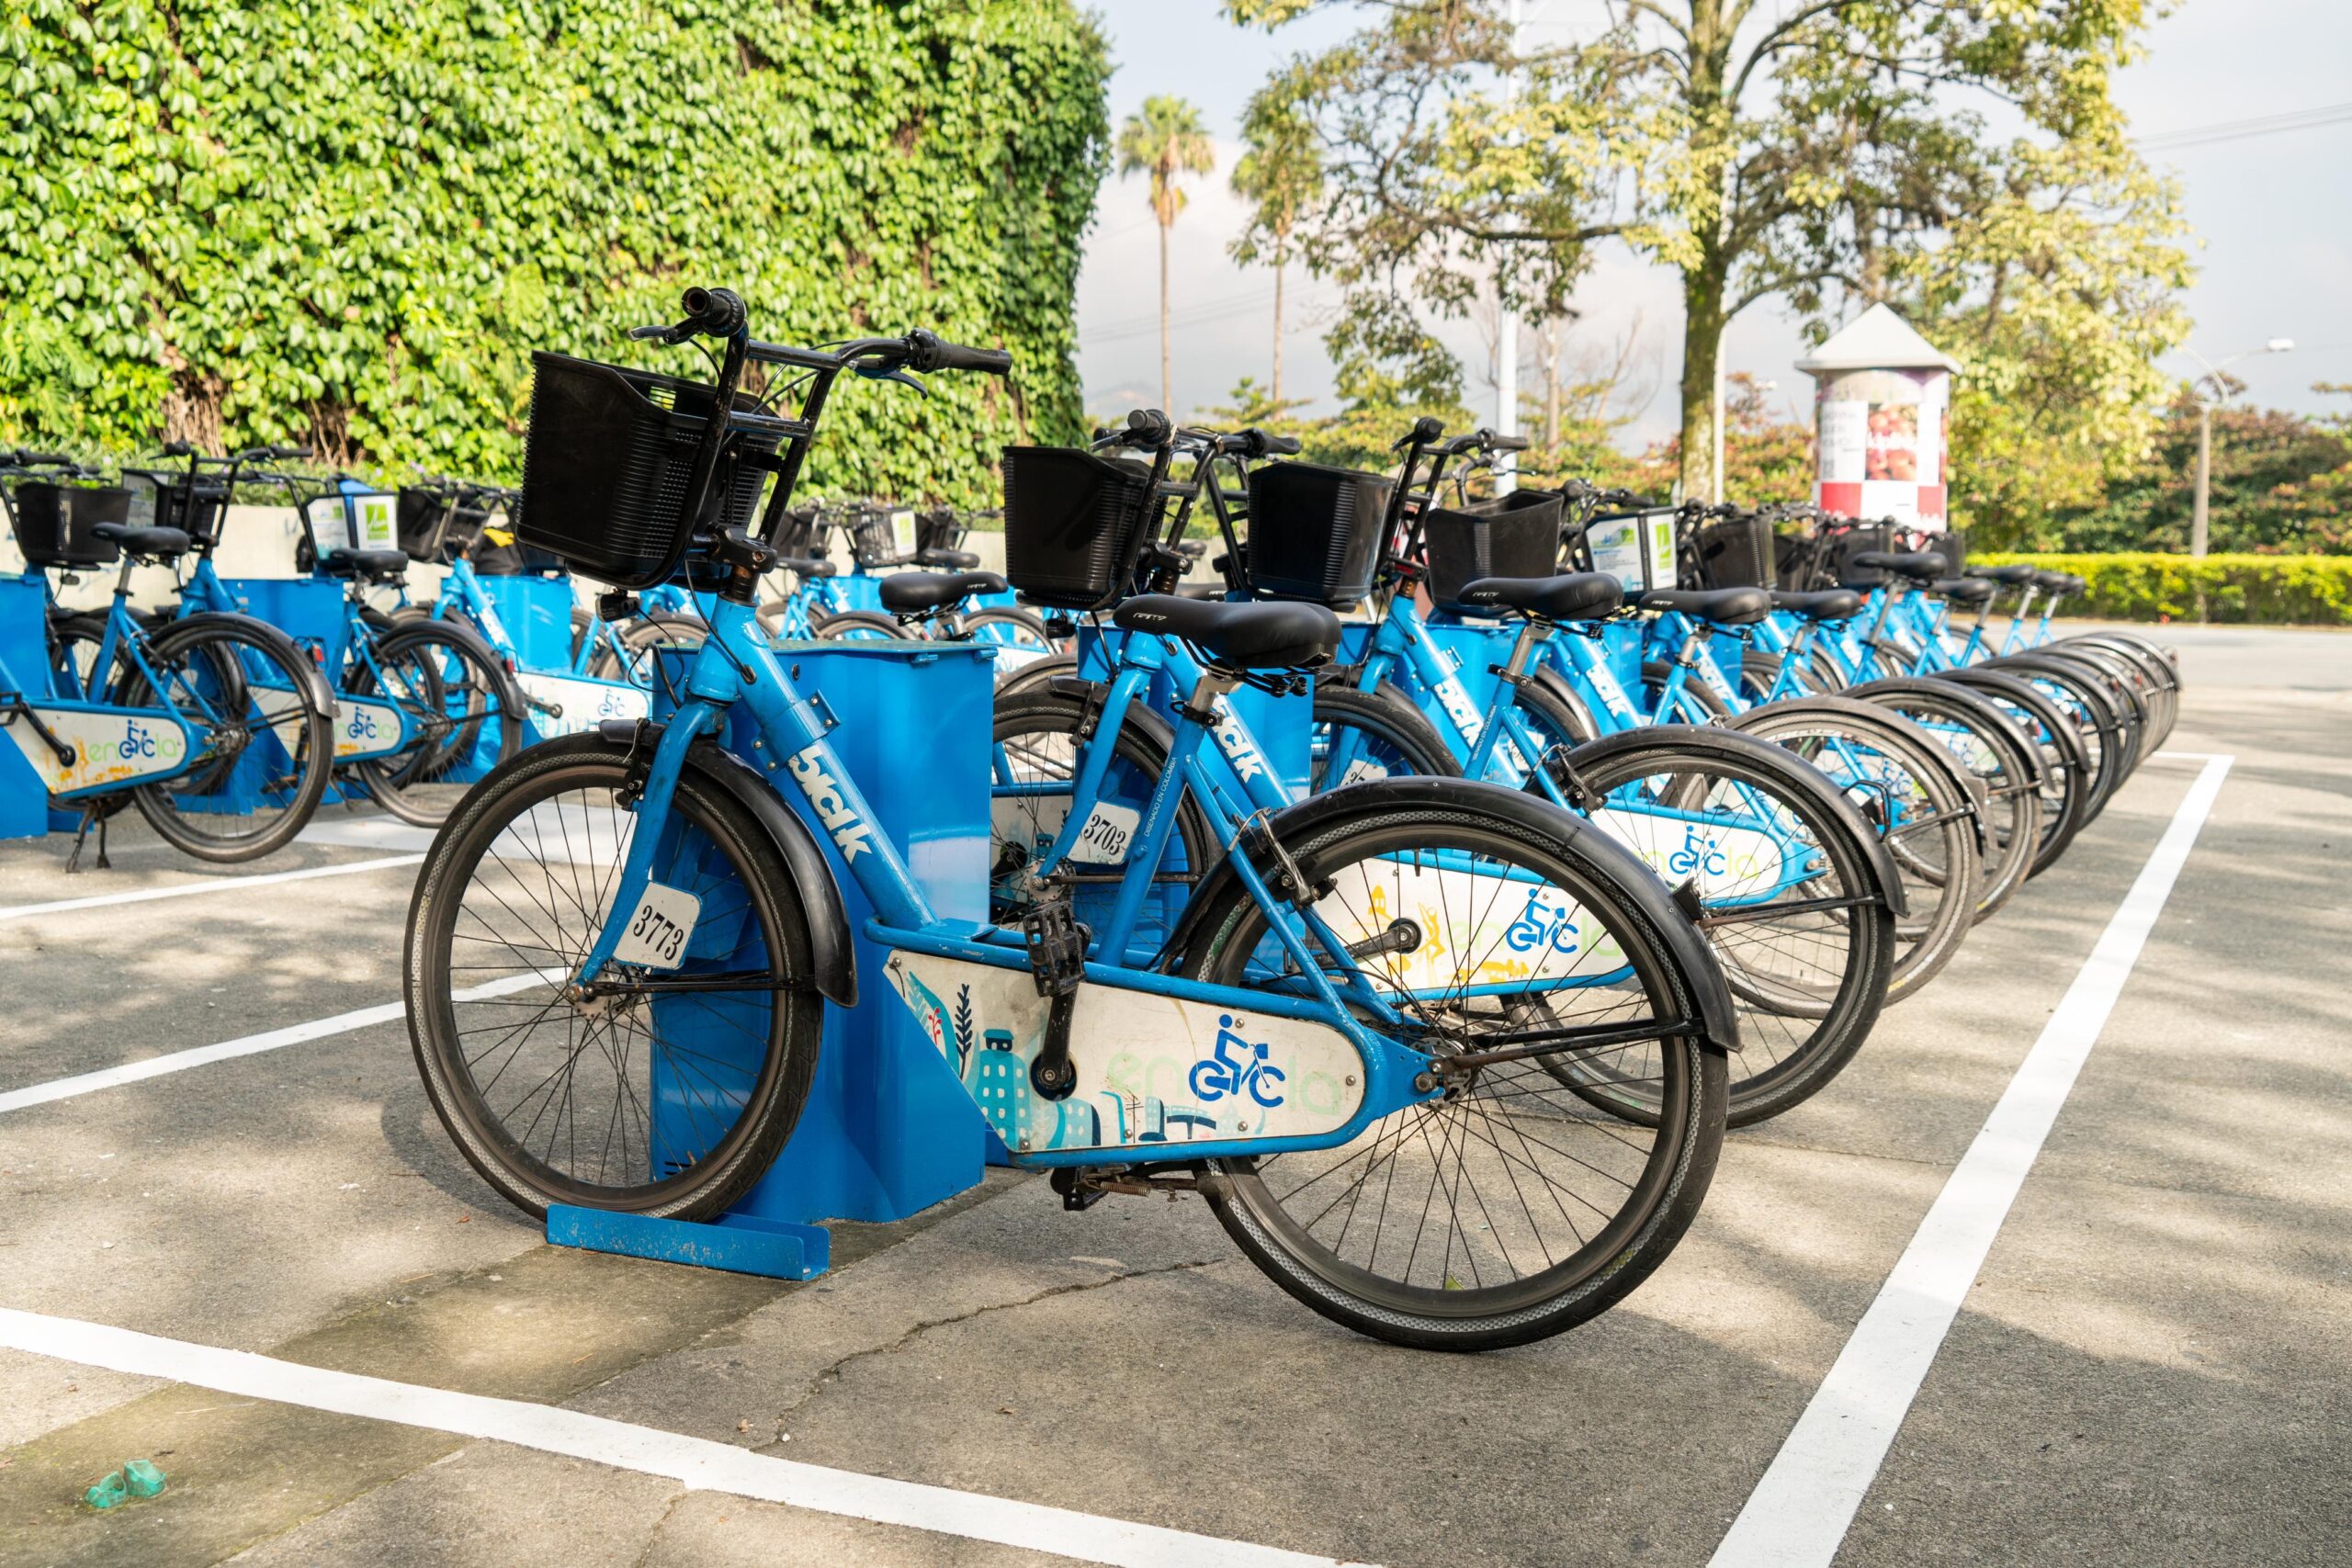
[1973, 552, 2352, 626]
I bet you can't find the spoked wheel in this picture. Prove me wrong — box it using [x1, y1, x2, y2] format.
[117, 618, 334, 861]
[404, 738, 821, 1220]
[1179, 801, 1727, 1350]
[1933, 668, 2091, 878]
[1845, 679, 2044, 922]
[351, 623, 526, 827]
[1730, 699, 1981, 1000]
[994, 649, 1078, 701]
[1558, 733, 1896, 1126]
[988, 685, 1213, 928]
[1310, 682, 1460, 787]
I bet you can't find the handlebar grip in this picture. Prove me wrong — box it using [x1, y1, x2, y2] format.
[905, 330, 1012, 376]
[1489, 434, 1530, 453]
[1262, 434, 1302, 457]
[163, 441, 194, 457]
[1393, 415, 1445, 451]
[679, 286, 748, 338]
[1122, 408, 1173, 446]
[16, 449, 70, 465]
[270, 445, 313, 460]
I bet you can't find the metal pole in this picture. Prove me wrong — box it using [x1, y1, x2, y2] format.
[2190, 400, 2211, 558]
[1713, 321, 1727, 503]
[1494, 0, 1524, 497]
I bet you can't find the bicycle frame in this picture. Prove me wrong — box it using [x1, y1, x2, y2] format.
[564, 597, 1476, 1168]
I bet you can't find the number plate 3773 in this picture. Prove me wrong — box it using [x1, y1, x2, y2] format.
[614, 883, 701, 969]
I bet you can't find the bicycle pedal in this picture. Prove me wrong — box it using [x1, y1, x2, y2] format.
[1018, 902, 1088, 998]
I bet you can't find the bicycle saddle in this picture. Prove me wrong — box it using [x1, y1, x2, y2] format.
[913, 547, 981, 570]
[1636, 586, 1774, 626]
[1849, 549, 1948, 581]
[1966, 563, 2037, 587]
[775, 555, 836, 579]
[319, 547, 411, 581]
[1928, 576, 1996, 604]
[1452, 572, 1623, 623]
[90, 522, 189, 558]
[1113, 593, 1340, 671]
[2032, 570, 2081, 593]
[878, 570, 1007, 615]
[1771, 589, 1864, 621]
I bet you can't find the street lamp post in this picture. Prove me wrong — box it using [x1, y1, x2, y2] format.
[2181, 338, 2293, 558]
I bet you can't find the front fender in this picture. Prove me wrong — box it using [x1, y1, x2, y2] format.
[1162, 775, 1742, 1055]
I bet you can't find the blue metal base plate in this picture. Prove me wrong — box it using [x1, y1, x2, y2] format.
[546, 1204, 832, 1280]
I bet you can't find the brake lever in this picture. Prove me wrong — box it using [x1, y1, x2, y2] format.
[628, 323, 685, 344]
[854, 362, 929, 397]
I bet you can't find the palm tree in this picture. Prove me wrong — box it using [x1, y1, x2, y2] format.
[1116, 96, 1216, 412]
[1229, 93, 1323, 405]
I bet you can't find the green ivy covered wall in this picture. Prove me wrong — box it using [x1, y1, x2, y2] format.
[0, 0, 1108, 502]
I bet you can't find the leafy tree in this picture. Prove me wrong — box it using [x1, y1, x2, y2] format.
[2050, 396, 2352, 555]
[1116, 96, 1217, 412]
[0, 0, 1110, 503]
[1229, 89, 1326, 404]
[1227, 0, 2181, 502]
[1894, 139, 2192, 546]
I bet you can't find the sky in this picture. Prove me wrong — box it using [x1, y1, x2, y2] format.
[1075, 0, 2352, 446]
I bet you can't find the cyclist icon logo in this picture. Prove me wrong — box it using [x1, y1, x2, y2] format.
[1668, 825, 1728, 878]
[1191, 1015, 1286, 1109]
[1503, 891, 1580, 957]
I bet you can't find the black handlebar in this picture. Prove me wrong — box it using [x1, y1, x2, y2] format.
[680, 286, 748, 338]
[1393, 415, 1445, 452]
[1488, 433, 1529, 453]
[904, 329, 1012, 376]
[14, 449, 71, 466]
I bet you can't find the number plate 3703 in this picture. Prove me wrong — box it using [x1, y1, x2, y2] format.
[614, 883, 701, 969]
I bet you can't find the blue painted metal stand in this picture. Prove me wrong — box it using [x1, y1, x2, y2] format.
[546, 639, 1001, 1280]
[0, 576, 51, 840]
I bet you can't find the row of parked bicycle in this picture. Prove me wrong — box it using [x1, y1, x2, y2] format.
[0, 288, 2174, 1350]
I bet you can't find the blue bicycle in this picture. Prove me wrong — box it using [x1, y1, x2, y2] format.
[403, 288, 1737, 1350]
[2, 450, 334, 865]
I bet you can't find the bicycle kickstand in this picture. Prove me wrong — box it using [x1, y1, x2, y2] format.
[65, 807, 111, 874]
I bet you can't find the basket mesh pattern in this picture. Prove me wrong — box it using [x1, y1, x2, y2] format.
[1422, 490, 1565, 609]
[1001, 446, 1157, 610]
[1243, 462, 1392, 605]
[516, 352, 780, 589]
[12, 483, 130, 569]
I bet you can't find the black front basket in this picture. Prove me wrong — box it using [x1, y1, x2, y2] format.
[515, 351, 785, 589]
[12, 483, 130, 569]
[1001, 446, 1158, 611]
[1422, 489, 1566, 611]
[1244, 461, 1393, 606]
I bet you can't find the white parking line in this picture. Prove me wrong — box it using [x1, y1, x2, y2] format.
[0, 973, 548, 1115]
[0, 852, 422, 922]
[1709, 753, 2233, 1568]
[0, 1306, 1351, 1568]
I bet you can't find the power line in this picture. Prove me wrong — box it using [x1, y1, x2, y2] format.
[2134, 99, 2352, 151]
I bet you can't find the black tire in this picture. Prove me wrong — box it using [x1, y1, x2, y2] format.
[403, 737, 823, 1220]
[964, 605, 1057, 649]
[994, 649, 1079, 702]
[1843, 679, 2044, 922]
[351, 623, 527, 827]
[1931, 668, 2092, 878]
[989, 683, 1215, 926]
[1726, 698, 1981, 1000]
[1179, 797, 1726, 1350]
[812, 608, 910, 642]
[1988, 655, 2131, 818]
[117, 617, 334, 862]
[1561, 731, 1897, 1125]
[1310, 682, 1460, 787]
